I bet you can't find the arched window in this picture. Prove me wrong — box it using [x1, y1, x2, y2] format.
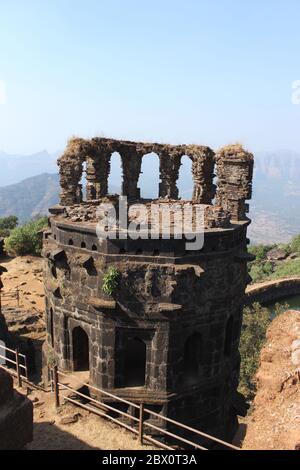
[79, 161, 87, 201]
[224, 316, 233, 357]
[177, 155, 193, 200]
[108, 152, 123, 195]
[123, 338, 146, 387]
[72, 327, 89, 371]
[138, 153, 160, 199]
[184, 332, 202, 384]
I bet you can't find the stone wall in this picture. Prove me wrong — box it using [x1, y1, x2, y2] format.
[0, 369, 33, 449]
[43, 219, 251, 441]
[245, 277, 300, 306]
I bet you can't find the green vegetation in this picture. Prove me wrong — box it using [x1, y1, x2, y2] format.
[239, 303, 270, 399]
[291, 234, 300, 255]
[0, 215, 18, 238]
[5, 216, 48, 256]
[102, 266, 120, 296]
[248, 234, 300, 283]
[239, 301, 289, 400]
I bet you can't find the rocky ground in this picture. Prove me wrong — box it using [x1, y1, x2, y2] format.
[241, 310, 300, 450]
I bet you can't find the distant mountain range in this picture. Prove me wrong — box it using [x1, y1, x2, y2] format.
[249, 150, 300, 244]
[0, 150, 59, 186]
[0, 173, 59, 222]
[0, 149, 299, 244]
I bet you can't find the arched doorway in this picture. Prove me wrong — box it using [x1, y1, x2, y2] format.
[124, 338, 146, 387]
[184, 332, 202, 385]
[72, 327, 89, 371]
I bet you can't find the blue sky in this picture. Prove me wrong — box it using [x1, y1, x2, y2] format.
[1, 0, 300, 154]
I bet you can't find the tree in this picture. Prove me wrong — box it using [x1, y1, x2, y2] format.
[291, 234, 300, 255]
[5, 216, 48, 256]
[0, 215, 18, 238]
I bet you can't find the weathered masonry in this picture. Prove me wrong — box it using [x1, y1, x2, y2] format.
[43, 138, 254, 443]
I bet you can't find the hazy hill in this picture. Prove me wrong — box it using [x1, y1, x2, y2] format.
[0, 173, 59, 222]
[0, 150, 58, 186]
[249, 151, 300, 244]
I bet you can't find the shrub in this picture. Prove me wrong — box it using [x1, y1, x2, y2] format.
[271, 259, 300, 278]
[291, 234, 300, 255]
[239, 303, 271, 400]
[5, 216, 48, 256]
[102, 266, 120, 296]
[0, 215, 18, 238]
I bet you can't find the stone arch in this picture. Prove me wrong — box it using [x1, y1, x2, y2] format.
[184, 332, 202, 384]
[123, 337, 146, 387]
[108, 152, 123, 195]
[224, 316, 234, 357]
[138, 153, 160, 199]
[177, 155, 193, 200]
[72, 326, 90, 371]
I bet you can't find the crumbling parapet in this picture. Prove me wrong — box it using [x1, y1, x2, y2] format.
[57, 137, 217, 206]
[57, 138, 253, 226]
[215, 144, 254, 221]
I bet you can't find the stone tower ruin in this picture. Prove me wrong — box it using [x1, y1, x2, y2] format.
[43, 138, 254, 442]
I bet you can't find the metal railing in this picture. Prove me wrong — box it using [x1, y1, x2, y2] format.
[51, 366, 240, 451]
[0, 343, 28, 387]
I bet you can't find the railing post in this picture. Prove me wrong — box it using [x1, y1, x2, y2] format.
[24, 355, 28, 380]
[139, 403, 144, 445]
[53, 365, 60, 408]
[15, 348, 22, 388]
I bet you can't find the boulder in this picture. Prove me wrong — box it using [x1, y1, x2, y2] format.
[266, 248, 287, 261]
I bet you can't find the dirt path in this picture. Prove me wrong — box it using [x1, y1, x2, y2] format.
[0, 255, 45, 314]
[22, 384, 156, 450]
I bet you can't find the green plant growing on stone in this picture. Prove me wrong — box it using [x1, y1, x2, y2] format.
[102, 267, 120, 296]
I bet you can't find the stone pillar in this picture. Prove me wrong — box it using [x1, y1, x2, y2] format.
[58, 160, 83, 206]
[159, 150, 181, 199]
[89, 141, 111, 198]
[215, 144, 254, 221]
[121, 148, 142, 199]
[86, 155, 109, 200]
[58, 138, 93, 206]
[189, 146, 216, 204]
